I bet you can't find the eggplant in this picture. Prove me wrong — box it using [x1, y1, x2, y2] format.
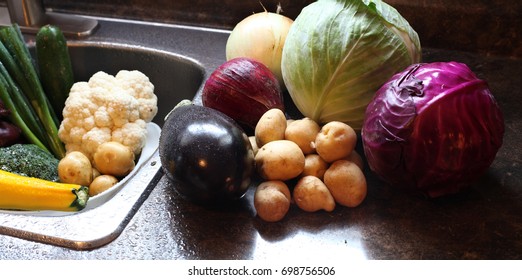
[159, 101, 255, 205]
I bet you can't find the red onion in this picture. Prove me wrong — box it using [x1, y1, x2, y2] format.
[0, 121, 21, 147]
[202, 57, 284, 131]
[0, 101, 21, 147]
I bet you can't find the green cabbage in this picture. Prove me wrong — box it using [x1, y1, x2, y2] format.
[281, 0, 421, 130]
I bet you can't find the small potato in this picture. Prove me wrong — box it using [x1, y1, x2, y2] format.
[89, 174, 119, 196]
[93, 141, 135, 177]
[293, 176, 335, 212]
[343, 150, 364, 171]
[254, 181, 291, 222]
[58, 151, 93, 186]
[255, 140, 305, 181]
[92, 168, 101, 180]
[315, 121, 357, 163]
[324, 160, 367, 208]
[301, 154, 329, 180]
[285, 117, 320, 154]
[255, 108, 286, 147]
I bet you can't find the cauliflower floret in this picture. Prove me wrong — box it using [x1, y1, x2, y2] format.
[115, 70, 158, 122]
[91, 86, 140, 127]
[58, 70, 158, 162]
[111, 120, 147, 155]
[82, 127, 112, 158]
[88, 71, 118, 90]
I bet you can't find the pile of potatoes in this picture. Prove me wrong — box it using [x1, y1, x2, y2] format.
[57, 142, 136, 197]
[251, 108, 367, 222]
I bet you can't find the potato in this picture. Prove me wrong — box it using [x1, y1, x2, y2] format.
[93, 141, 135, 177]
[89, 175, 119, 196]
[293, 176, 335, 212]
[58, 151, 93, 186]
[315, 121, 357, 163]
[343, 150, 364, 171]
[254, 180, 291, 222]
[92, 168, 101, 180]
[255, 140, 305, 181]
[284, 117, 320, 154]
[255, 108, 287, 147]
[324, 160, 367, 207]
[301, 154, 329, 180]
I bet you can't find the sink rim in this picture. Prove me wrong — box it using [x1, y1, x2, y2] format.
[64, 40, 206, 71]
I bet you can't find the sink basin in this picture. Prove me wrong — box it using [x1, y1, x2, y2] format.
[0, 41, 205, 249]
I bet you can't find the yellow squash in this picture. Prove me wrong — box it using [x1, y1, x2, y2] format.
[0, 170, 89, 212]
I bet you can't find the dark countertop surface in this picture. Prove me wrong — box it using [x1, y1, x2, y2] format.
[0, 12, 521, 260]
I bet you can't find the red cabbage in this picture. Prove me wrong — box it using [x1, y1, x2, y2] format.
[362, 61, 504, 197]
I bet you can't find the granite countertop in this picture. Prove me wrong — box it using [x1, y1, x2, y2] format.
[0, 11, 521, 260]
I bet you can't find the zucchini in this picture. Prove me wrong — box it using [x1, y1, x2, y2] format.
[36, 25, 74, 120]
[0, 169, 89, 211]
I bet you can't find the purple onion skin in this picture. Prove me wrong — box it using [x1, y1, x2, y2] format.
[0, 101, 21, 147]
[202, 57, 284, 131]
[0, 121, 21, 147]
[362, 61, 505, 198]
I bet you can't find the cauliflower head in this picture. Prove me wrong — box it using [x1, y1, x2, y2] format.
[58, 70, 157, 161]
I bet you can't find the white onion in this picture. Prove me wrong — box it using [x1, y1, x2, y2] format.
[226, 8, 293, 86]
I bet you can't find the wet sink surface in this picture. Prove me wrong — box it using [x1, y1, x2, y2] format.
[1, 15, 521, 259]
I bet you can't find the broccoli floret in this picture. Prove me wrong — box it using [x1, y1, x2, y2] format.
[0, 144, 60, 182]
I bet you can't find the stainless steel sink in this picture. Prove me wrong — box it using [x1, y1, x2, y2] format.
[0, 41, 205, 249]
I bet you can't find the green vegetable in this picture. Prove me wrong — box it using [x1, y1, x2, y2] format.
[281, 0, 421, 130]
[0, 24, 65, 158]
[0, 65, 49, 152]
[36, 25, 74, 120]
[0, 144, 60, 182]
[0, 59, 49, 147]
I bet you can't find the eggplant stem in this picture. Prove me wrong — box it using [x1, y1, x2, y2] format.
[164, 99, 193, 121]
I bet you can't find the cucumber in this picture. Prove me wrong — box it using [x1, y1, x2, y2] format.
[36, 24, 74, 120]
